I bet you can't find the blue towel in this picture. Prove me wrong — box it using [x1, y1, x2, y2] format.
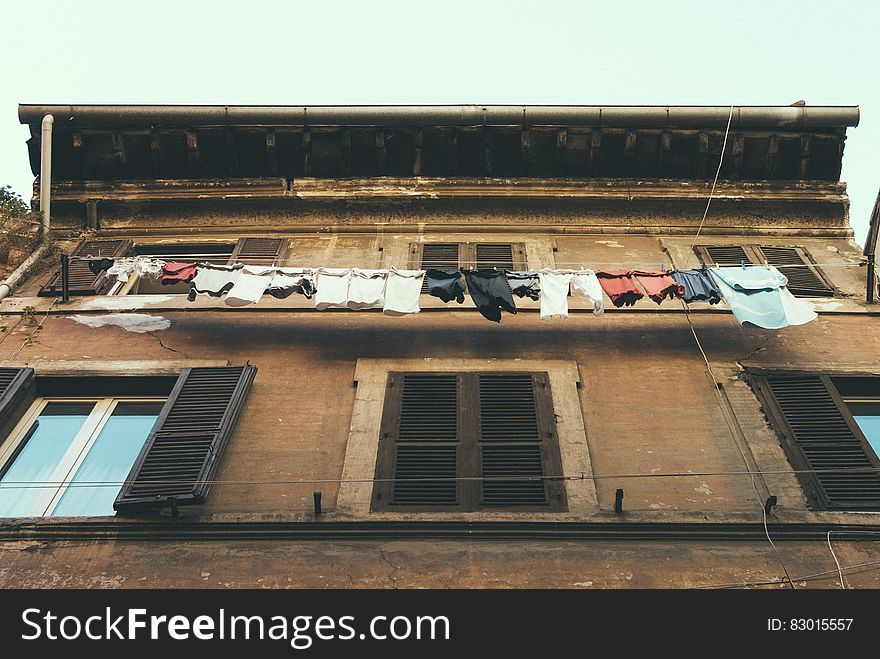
[709, 266, 817, 329]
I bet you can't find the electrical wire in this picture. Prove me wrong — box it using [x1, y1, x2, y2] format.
[5, 465, 880, 488]
[684, 105, 734, 270]
[827, 530, 847, 589]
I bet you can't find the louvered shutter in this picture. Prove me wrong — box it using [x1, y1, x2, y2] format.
[39, 239, 133, 297]
[373, 371, 565, 511]
[417, 243, 462, 293]
[0, 368, 36, 443]
[114, 365, 257, 512]
[478, 373, 563, 509]
[475, 243, 515, 270]
[228, 238, 290, 266]
[755, 246, 835, 297]
[374, 373, 460, 509]
[699, 245, 754, 267]
[758, 374, 880, 510]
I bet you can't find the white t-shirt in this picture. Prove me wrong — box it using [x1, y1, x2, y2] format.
[348, 269, 387, 310]
[538, 269, 604, 319]
[383, 268, 425, 315]
[314, 268, 352, 310]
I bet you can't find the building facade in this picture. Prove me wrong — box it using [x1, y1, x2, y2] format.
[0, 104, 878, 588]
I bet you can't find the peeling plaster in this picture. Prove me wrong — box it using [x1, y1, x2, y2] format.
[69, 314, 171, 333]
[809, 301, 843, 312]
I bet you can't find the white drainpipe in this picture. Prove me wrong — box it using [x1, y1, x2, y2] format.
[40, 114, 54, 235]
[0, 114, 55, 303]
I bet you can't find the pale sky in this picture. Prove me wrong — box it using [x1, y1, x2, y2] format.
[1, 0, 876, 244]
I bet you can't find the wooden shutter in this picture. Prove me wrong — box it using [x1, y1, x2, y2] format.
[373, 371, 565, 512]
[114, 365, 257, 512]
[753, 246, 835, 297]
[468, 243, 528, 271]
[754, 374, 880, 510]
[478, 373, 565, 510]
[696, 244, 756, 267]
[228, 238, 290, 266]
[414, 243, 462, 293]
[0, 368, 36, 446]
[39, 239, 133, 297]
[373, 373, 461, 510]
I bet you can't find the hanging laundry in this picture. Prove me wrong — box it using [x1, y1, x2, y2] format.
[188, 264, 241, 301]
[464, 269, 517, 323]
[87, 258, 115, 276]
[383, 268, 425, 315]
[348, 269, 388, 310]
[671, 268, 722, 304]
[266, 270, 316, 300]
[596, 270, 644, 307]
[537, 269, 604, 319]
[709, 266, 817, 329]
[225, 265, 276, 307]
[425, 269, 465, 303]
[505, 271, 541, 301]
[106, 257, 166, 283]
[633, 270, 685, 304]
[162, 262, 200, 286]
[314, 268, 352, 310]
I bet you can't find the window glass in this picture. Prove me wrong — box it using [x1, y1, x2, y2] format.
[854, 416, 880, 457]
[0, 403, 95, 517]
[845, 400, 880, 459]
[52, 402, 163, 517]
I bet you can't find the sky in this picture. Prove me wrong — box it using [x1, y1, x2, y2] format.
[0, 0, 876, 245]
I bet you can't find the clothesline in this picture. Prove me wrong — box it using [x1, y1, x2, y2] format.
[86, 256, 819, 330]
[71, 255, 865, 268]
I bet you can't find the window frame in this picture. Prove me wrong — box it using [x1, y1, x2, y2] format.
[0, 396, 164, 517]
[372, 371, 567, 513]
[749, 371, 880, 511]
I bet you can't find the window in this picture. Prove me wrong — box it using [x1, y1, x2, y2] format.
[372, 372, 566, 512]
[0, 398, 164, 517]
[695, 244, 835, 297]
[116, 242, 237, 294]
[751, 373, 880, 510]
[115, 238, 290, 295]
[410, 242, 528, 292]
[0, 366, 257, 516]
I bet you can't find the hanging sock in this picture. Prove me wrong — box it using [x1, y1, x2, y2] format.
[671, 268, 722, 304]
[348, 269, 388, 310]
[425, 269, 465, 303]
[225, 265, 276, 307]
[537, 269, 603, 319]
[709, 266, 817, 329]
[383, 267, 425, 315]
[266, 269, 316, 300]
[314, 268, 352, 310]
[596, 270, 644, 307]
[505, 271, 541, 301]
[633, 270, 685, 304]
[464, 269, 517, 323]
